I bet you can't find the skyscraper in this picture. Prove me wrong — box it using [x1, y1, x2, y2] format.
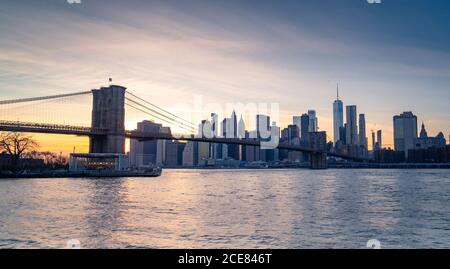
[198, 141, 210, 162]
[164, 141, 185, 167]
[300, 113, 310, 140]
[339, 125, 346, 145]
[210, 113, 220, 159]
[345, 105, 358, 145]
[372, 130, 376, 151]
[286, 124, 300, 144]
[238, 115, 245, 139]
[377, 130, 382, 150]
[293, 116, 302, 134]
[222, 111, 238, 139]
[333, 85, 344, 144]
[221, 113, 240, 160]
[308, 110, 318, 132]
[221, 118, 229, 159]
[358, 114, 367, 150]
[237, 115, 246, 160]
[245, 130, 260, 162]
[256, 114, 270, 139]
[198, 120, 211, 161]
[262, 121, 280, 162]
[156, 126, 171, 165]
[222, 117, 230, 138]
[198, 119, 212, 138]
[393, 112, 418, 157]
[182, 141, 198, 166]
[211, 113, 218, 137]
[130, 120, 163, 167]
[230, 110, 238, 138]
[227, 111, 240, 160]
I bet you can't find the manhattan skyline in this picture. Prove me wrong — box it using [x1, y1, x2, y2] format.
[0, 0, 449, 153]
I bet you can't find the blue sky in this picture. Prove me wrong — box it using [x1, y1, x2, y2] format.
[0, 0, 449, 147]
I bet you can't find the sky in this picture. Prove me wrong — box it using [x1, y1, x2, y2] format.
[0, 0, 449, 153]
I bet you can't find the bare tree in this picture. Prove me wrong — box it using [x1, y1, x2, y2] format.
[0, 132, 38, 171]
[39, 151, 57, 165]
[23, 150, 40, 159]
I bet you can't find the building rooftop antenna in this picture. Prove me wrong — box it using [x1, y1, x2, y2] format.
[336, 83, 340, 101]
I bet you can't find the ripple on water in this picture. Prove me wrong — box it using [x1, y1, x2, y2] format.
[0, 169, 450, 248]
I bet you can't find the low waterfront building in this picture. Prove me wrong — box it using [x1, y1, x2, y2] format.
[374, 148, 406, 163]
[0, 153, 45, 170]
[69, 153, 130, 172]
[407, 145, 450, 163]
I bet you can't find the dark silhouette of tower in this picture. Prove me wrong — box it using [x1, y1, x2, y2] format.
[89, 85, 126, 154]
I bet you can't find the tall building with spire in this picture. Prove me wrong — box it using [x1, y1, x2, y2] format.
[419, 122, 428, 139]
[238, 115, 245, 139]
[333, 84, 344, 144]
[230, 110, 238, 138]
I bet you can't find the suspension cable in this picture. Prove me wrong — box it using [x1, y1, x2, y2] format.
[0, 91, 92, 106]
[126, 91, 197, 128]
[125, 97, 197, 132]
[125, 102, 196, 133]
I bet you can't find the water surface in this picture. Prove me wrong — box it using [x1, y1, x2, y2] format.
[1, 169, 449, 249]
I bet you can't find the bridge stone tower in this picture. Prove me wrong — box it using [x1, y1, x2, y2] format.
[308, 131, 328, 169]
[89, 85, 126, 154]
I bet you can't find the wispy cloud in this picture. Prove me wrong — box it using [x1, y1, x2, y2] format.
[0, 0, 449, 145]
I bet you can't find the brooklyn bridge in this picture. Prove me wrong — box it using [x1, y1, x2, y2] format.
[0, 85, 369, 169]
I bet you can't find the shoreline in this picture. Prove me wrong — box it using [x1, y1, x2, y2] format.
[164, 163, 450, 170]
[1, 164, 449, 179]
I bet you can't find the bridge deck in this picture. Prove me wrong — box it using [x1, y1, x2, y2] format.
[0, 121, 369, 162]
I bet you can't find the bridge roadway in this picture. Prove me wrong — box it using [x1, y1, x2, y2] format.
[0, 121, 369, 162]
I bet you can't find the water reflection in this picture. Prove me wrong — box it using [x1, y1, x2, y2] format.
[83, 178, 128, 248]
[0, 169, 449, 249]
